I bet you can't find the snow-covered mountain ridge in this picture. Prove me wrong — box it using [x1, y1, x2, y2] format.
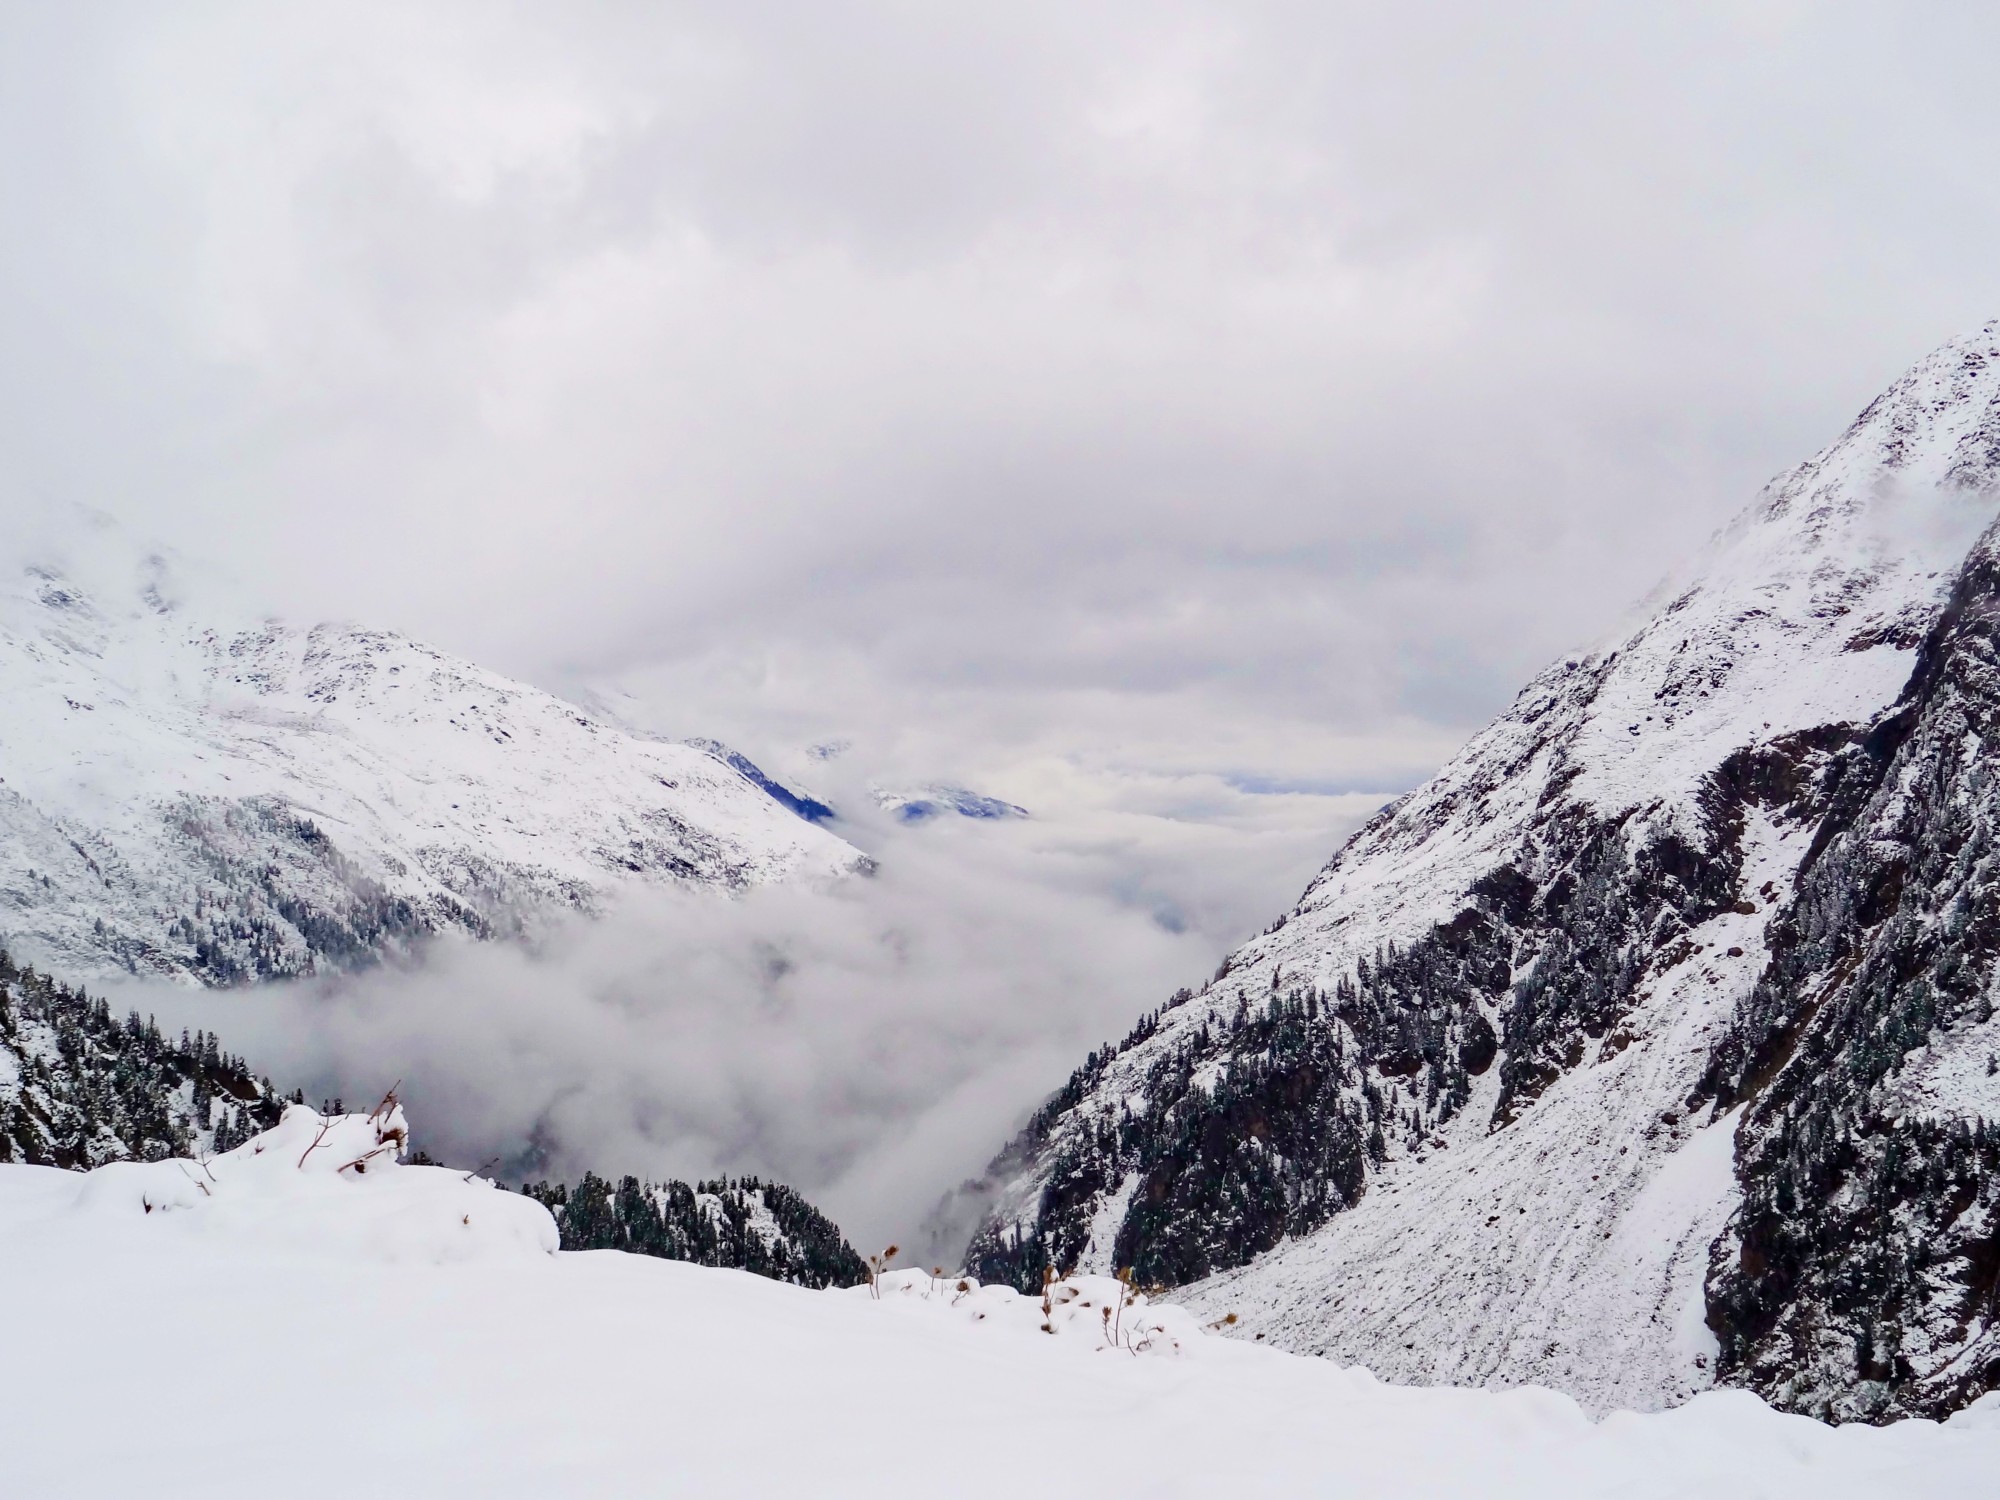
[964, 323, 2000, 1422]
[0, 524, 863, 982]
[871, 782, 1030, 823]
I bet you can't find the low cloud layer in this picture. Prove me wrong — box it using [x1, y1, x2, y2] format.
[122, 790, 1360, 1256]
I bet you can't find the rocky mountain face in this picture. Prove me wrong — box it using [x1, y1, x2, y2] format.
[964, 324, 2000, 1421]
[1698, 517, 2000, 1419]
[0, 525, 863, 984]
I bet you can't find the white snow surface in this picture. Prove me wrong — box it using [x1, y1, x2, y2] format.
[13, 1099, 561, 1264]
[2, 1111, 1995, 1499]
[984, 323, 2000, 1412]
[869, 781, 1031, 821]
[0, 518, 862, 980]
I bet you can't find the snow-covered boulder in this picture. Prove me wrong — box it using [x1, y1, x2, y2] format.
[40, 1102, 557, 1265]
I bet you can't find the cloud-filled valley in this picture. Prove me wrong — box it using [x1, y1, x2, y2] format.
[12, 4, 2000, 1471]
[118, 795, 1343, 1256]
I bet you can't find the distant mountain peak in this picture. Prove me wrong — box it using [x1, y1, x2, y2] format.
[0, 523, 865, 983]
[684, 738, 839, 825]
[870, 783, 1029, 824]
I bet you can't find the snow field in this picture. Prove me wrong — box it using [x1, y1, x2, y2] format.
[1, 1112, 1996, 1498]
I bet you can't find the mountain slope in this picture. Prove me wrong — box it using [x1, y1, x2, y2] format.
[1697, 514, 2000, 1419]
[684, 738, 839, 824]
[964, 323, 2000, 1420]
[0, 525, 863, 983]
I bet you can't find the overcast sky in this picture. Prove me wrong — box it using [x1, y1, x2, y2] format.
[13, 3, 2000, 1239]
[8, 3, 1998, 789]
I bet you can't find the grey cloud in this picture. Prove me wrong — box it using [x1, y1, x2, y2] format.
[9, 6, 1994, 731]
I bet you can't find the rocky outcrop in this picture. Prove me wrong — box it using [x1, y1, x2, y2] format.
[1698, 522, 2000, 1421]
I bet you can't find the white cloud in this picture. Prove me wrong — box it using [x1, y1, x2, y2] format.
[123, 802, 1267, 1256]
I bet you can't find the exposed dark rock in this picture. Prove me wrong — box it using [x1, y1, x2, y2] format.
[1697, 525, 2000, 1422]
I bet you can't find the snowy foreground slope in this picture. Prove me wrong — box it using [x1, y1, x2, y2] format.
[0, 521, 861, 982]
[967, 324, 2000, 1421]
[1, 1110, 1994, 1499]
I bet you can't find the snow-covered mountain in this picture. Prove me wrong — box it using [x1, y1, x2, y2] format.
[683, 737, 838, 824]
[871, 782, 1030, 823]
[0, 522, 864, 983]
[964, 323, 2000, 1422]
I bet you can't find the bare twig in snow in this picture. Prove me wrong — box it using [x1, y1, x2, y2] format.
[296, 1114, 338, 1169]
[865, 1244, 900, 1299]
[366, 1082, 403, 1124]
[337, 1142, 399, 1175]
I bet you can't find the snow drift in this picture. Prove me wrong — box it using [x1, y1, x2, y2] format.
[37, 1098, 559, 1264]
[1, 1106, 1996, 1497]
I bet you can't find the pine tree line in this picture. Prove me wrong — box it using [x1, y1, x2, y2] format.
[0, 945, 287, 1166]
[969, 926, 1507, 1293]
[521, 1172, 866, 1288]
